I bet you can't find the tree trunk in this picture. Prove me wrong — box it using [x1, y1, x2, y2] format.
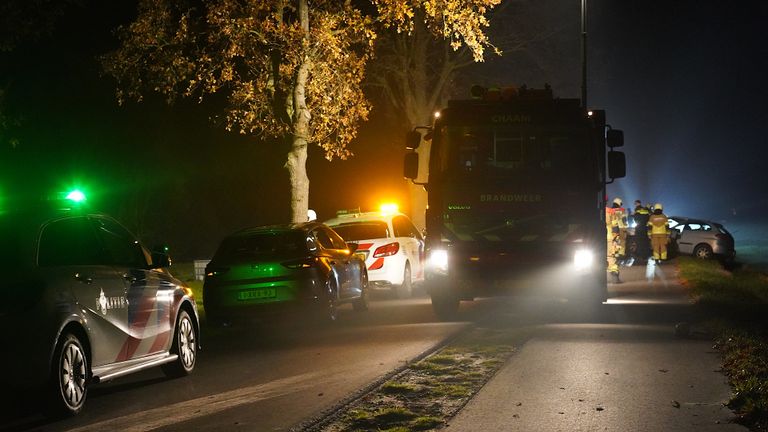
[285, 0, 311, 224]
[286, 137, 309, 223]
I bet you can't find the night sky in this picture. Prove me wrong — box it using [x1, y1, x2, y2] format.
[591, 1, 768, 221]
[1, 0, 767, 260]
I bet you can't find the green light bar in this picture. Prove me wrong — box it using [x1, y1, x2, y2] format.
[66, 190, 86, 202]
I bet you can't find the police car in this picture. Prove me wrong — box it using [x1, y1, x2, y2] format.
[0, 191, 200, 416]
[324, 205, 424, 298]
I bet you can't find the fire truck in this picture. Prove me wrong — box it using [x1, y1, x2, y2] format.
[404, 85, 625, 318]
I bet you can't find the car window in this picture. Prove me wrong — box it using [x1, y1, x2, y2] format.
[38, 217, 104, 266]
[394, 216, 422, 240]
[312, 228, 335, 249]
[325, 227, 349, 249]
[215, 231, 306, 261]
[715, 224, 730, 235]
[92, 217, 149, 268]
[331, 221, 389, 241]
[306, 235, 318, 252]
[673, 225, 684, 234]
[685, 223, 711, 232]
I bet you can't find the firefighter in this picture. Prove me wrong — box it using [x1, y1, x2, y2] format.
[631, 200, 651, 263]
[606, 197, 627, 283]
[647, 203, 670, 262]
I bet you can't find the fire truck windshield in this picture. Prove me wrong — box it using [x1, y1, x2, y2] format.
[436, 125, 594, 185]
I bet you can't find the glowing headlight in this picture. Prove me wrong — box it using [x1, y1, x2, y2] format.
[573, 249, 594, 270]
[428, 249, 449, 272]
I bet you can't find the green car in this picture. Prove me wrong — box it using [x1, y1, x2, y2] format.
[203, 222, 369, 324]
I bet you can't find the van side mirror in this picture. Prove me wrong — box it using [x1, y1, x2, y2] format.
[406, 130, 422, 150]
[404, 152, 419, 179]
[607, 129, 624, 148]
[608, 151, 626, 179]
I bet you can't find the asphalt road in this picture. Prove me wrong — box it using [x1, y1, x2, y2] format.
[3, 261, 743, 432]
[2, 291, 479, 432]
[447, 261, 746, 431]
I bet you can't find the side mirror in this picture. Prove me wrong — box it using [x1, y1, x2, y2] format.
[607, 129, 624, 148]
[406, 130, 422, 150]
[404, 152, 419, 179]
[346, 242, 359, 253]
[608, 151, 626, 179]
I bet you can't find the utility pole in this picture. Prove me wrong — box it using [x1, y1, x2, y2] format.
[581, 0, 588, 108]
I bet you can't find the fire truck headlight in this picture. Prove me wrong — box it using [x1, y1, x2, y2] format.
[428, 249, 449, 273]
[573, 249, 594, 271]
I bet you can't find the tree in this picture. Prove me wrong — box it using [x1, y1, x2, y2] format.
[367, 1, 555, 229]
[0, 0, 80, 149]
[103, 0, 499, 222]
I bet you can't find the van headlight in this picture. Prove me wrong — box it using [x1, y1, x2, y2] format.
[428, 249, 449, 273]
[573, 249, 594, 270]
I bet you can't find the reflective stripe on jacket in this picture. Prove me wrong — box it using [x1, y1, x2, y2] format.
[606, 207, 628, 232]
[647, 213, 669, 235]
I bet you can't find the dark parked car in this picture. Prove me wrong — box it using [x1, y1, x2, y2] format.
[203, 222, 369, 324]
[0, 199, 199, 416]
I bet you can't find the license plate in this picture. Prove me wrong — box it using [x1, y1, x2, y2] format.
[237, 288, 277, 301]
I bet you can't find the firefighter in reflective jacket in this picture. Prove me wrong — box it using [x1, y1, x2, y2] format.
[647, 203, 670, 261]
[606, 197, 628, 283]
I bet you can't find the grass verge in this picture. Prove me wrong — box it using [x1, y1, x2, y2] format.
[308, 327, 521, 432]
[678, 256, 768, 431]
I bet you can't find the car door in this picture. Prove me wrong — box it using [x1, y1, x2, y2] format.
[327, 226, 361, 299]
[92, 216, 174, 360]
[393, 216, 424, 280]
[37, 216, 128, 367]
[678, 223, 705, 255]
[312, 227, 346, 298]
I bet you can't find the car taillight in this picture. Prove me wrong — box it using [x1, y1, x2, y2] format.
[282, 258, 315, 269]
[373, 242, 399, 258]
[205, 267, 229, 277]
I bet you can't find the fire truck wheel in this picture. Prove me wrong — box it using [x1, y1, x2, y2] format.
[431, 293, 460, 320]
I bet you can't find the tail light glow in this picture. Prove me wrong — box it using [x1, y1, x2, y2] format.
[373, 242, 400, 258]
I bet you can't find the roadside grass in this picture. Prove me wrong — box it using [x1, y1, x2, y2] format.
[169, 262, 206, 319]
[311, 328, 520, 432]
[678, 256, 768, 430]
[680, 257, 768, 307]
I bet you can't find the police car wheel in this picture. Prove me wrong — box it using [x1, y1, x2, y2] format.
[48, 333, 88, 417]
[162, 309, 197, 378]
[394, 263, 413, 299]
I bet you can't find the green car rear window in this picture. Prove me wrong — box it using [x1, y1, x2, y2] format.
[214, 231, 307, 262]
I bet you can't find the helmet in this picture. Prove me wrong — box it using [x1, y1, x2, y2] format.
[653, 203, 663, 211]
[613, 197, 623, 206]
